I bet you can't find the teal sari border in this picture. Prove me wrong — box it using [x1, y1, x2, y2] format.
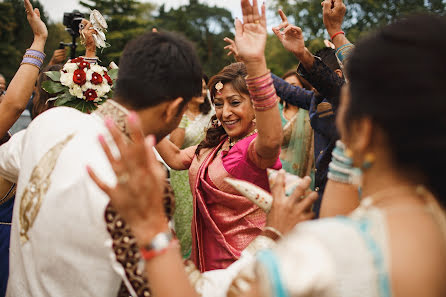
[336, 216, 392, 297]
[257, 250, 290, 297]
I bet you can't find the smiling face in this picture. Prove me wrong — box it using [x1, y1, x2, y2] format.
[213, 82, 255, 139]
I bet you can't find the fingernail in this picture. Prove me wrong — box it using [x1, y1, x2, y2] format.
[128, 112, 137, 123]
[104, 117, 113, 128]
[146, 135, 156, 146]
[86, 165, 91, 173]
[98, 134, 105, 144]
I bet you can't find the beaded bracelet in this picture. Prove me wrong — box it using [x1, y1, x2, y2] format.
[246, 71, 279, 111]
[21, 49, 46, 70]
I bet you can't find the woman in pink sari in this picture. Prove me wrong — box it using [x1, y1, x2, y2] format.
[156, 3, 283, 272]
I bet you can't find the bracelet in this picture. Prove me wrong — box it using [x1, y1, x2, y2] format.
[22, 49, 46, 70]
[139, 231, 177, 261]
[335, 43, 355, 63]
[246, 71, 279, 112]
[330, 31, 345, 41]
[263, 226, 283, 239]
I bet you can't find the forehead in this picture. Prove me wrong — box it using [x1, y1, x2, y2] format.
[214, 83, 240, 100]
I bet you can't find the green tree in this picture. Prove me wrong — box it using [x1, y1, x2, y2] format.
[155, 0, 235, 76]
[0, 0, 49, 82]
[273, 0, 446, 42]
[79, 0, 156, 65]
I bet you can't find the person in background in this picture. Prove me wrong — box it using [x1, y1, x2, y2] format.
[170, 75, 214, 259]
[0, 0, 48, 295]
[279, 71, 314, 179]
[48, 48, 66, 66]
[0, 74, 6, 99]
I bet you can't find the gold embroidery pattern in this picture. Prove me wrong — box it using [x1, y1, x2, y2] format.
[19, 134, 75, 244]
[93, 100, 131, 138]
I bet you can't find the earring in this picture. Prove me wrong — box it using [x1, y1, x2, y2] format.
[212, 119, 221, 128]
[361, 153, 375, 170]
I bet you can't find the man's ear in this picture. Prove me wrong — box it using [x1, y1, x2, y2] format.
[163, 97, 185, 123]
[335, 69, 344, 79]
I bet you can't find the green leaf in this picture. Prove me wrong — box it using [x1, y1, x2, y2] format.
[41, 80, 66, 94]
[45, 71, 61, 82]
[64, 100, 98, 113]
[108, 68, 119, 80]
[54, 93, 75, 106]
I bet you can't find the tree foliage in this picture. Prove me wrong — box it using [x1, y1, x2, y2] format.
[155, 0, 235, 76]
[273, 0, 446, 43]
[79, 0, 156, 66]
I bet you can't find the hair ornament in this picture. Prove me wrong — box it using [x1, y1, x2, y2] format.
[215, 81, 224, 95]
[89, 10, 110, 49]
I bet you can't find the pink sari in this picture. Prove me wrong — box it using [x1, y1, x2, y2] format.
[189, 134, 281, 272]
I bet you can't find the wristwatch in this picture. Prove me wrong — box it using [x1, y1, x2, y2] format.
[139, 231, 174, 261]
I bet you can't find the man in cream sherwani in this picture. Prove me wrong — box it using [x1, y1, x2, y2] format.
[0, 31, 202, 297]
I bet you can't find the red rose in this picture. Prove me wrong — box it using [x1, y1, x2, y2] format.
[104, 72, 113, 86]
[84, 89, 98, 101]
[91, 72, 103, 85]
[73, 69, 86, 85]
[70, 57, 84, 63]
[79, 61, 90, 70]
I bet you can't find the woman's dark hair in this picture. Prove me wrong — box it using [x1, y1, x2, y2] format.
[195, 62, 248, 156]
[115, 31, 203, 111]
[198, 74, 212, 115]
[32, 64, 63, 119]
[345, 14, 446, 206]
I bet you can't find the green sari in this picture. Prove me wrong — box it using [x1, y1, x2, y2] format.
[279, 103, 314, 184]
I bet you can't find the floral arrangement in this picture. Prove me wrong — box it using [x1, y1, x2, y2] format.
[42, 57, 118, 113]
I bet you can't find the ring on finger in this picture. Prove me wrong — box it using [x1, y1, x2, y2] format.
[117, 172, 130, 184]
[254, 20, 260, 24]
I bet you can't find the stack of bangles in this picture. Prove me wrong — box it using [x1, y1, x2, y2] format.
[21, 49, 46, 70]
[246, 71, 279, 111]
[327, 140, 361, 185]
[336, 43, 355, 63]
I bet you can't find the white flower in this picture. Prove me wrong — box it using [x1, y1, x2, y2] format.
[63, 62, 78, 73]
[90, 64, 104, 75]
[60, 72, 74, 88]
[86, 69, 93, 81]
[81, 81, 94, 92]
[69, 85, 83, 99]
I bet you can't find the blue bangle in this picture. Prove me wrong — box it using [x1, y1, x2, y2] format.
[25, 49, 46, 60]
[21, 57, 43, 69]
[336, 43, 355, 63]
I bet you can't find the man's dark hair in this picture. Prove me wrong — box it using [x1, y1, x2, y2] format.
[115, 31, 203, 110]
[315, 47, 340, 72]
[346, 14, 446, 207]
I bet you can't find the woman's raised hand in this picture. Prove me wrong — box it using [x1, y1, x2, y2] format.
[235, 0, 267, 65]
[24, 0, 47, 42]
[224, 37, 242, 62]
[272, 10, 306, 58]
[87, 113, 169, 246]
[267, 171, 317, 235]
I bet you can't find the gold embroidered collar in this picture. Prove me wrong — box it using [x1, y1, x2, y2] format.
[93, 100, 131, 138]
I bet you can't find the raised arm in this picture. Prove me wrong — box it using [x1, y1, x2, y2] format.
[0, 0, 47, 137]
[236, 0, 283, 163]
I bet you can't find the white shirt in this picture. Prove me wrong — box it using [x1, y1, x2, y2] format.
[0, 106, 130, 297]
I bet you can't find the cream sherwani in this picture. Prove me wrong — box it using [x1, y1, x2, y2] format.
[0, 102, 138, 297]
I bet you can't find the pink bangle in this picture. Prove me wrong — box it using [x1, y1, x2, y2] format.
[331, 31, 345, 41]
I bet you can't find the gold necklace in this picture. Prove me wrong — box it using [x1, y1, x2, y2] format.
[228, 129, 258, 149]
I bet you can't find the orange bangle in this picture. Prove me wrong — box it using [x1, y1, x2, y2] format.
[139, 239, 178, 261]
[331, 31, 345, 41]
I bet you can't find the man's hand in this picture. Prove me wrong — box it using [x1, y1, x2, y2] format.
[272, 10, 306, 59]
[322, 0, 347, 38]
[49, 49, 66, 65]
